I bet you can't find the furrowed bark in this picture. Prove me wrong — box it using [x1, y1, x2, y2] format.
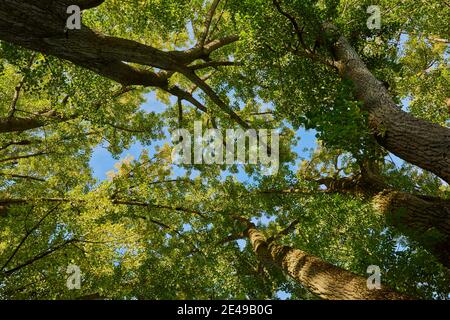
[327, 26, 450, 183]
[0, 0, 176, 84]
[0, 1, 244, 125]
[373, 191, 450, 268]
[0, 1, 174, 67]
[244, 221, 412, 300]
[319, 173, 450, 269]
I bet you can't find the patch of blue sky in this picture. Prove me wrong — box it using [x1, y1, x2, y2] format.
[276, 290, 292, 300]
[113, 247, 128, 267]
[90, 96, 319, 184]
[291, 127, 318, 164]
[395, 33, 409, 57]
[90, 141, 143, 181]
[251, 214, 277, 227]
[140, 91, 175, 114]
[386, 152, 404, 168]
[90, 79, 418, 186]
[236, 239, 246, 252]
[90, 136, 316, 183]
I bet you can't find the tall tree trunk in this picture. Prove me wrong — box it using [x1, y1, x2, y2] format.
[243, 220, 412, 300]
[373, 191, 450, 268]
[319, 172, 450, 269]
[328, 27, 450, 184]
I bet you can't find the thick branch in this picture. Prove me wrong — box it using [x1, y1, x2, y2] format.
[0, 117, 46, 133]
[242, 219, 412, 300]
[325, 23, 450, 183]
[72, 0, 105, 10]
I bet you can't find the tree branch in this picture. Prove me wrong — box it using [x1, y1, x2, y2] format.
[112, 199, 207, 219]
[0, 152, 48, 163]
[1, 204, 60, 271]
[7, 53, 36, 119]
[0, 172, 45, 182]
[199, 0, 222, 47]
[3, 239, 77, 276]
[189, 61, 238, 71]
[72, 0, 106, 10]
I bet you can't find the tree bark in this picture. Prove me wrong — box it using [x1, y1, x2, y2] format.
[328, 28, 450, 184]
[0, 0, 176, 86]
[319, 172, 450, 269]
[0, 0, 246, 127]
[0, 117, 45, 133]
[373, 191, 450, 268]
[243, 221, 412, 300]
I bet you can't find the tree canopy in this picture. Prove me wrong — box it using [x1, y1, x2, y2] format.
[0, 0, 449, 300]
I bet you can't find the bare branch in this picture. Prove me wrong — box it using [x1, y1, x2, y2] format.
[8, 54, 36, 119]
[3, 239, 77, 276]
[177, 98, 183, 128]
[218, 232, 245, 245]
[168, 86, 209, 114]
[0, 172, 45, 182]
[175, 36, 240, 63]
[113, 199, 207, 219]
[180, 69, 250, 129]
[199, 0, 222, 47]
[268, 219, 299, 243]
[208, 0, 228, 41]
[1, 204, 60, 271]
[428, 36, 450, 44]
[189, 61, 238, 71]
[0, 140, 35, 152]
[0, 117, 50, 134]
[0, 152, 48, 164]
[272, 0, 308, 51]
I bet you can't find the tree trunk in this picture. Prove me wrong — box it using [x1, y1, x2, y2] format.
[0, 0, 173, 86]
[373, 191, 450, 268]
[244, 221, 412, 300]
[319, 173, 450, 268]
[329, 28, 450, 184]
[0, 117, 45, 133]
[0, 0, 245, 127]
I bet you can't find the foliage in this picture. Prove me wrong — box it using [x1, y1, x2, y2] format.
[0, 0, 449, 300]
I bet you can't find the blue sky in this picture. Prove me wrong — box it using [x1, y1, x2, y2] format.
[88, 84, 408, 301]
[88, 93, 317, 300]
[89, 91, 320, 181]
[90, 92, 413, 181]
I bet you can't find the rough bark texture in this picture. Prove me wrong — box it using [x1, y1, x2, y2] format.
[329, 30, 450, 184]
[373, 191, 450, 268]
[244, 222, 412, 300]
[0, 0, 248, 128]
[0, 0, 178, 85]
[319, 172, 450, 269]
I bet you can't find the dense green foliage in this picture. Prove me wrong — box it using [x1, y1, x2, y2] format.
[0, 0, 449, 299]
